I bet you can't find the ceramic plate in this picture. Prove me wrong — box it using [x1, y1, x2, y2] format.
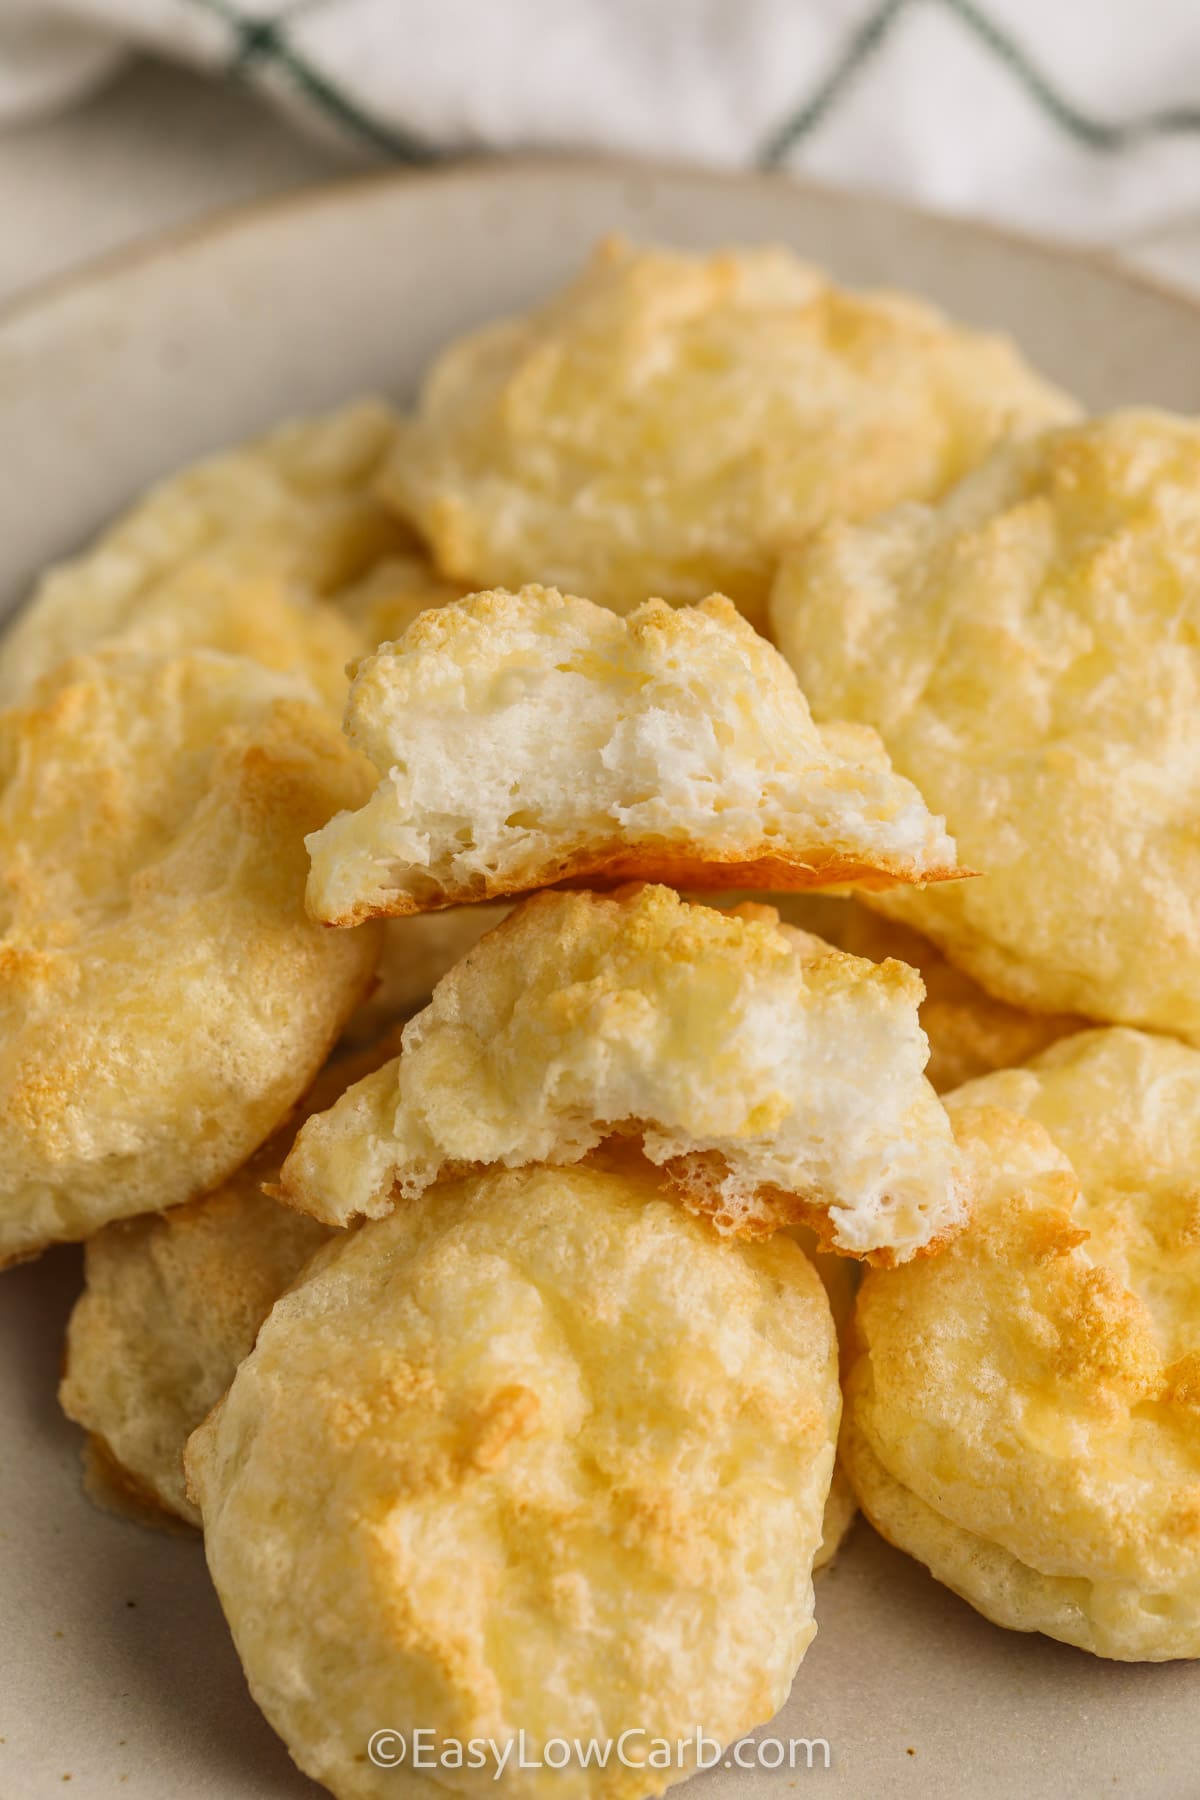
[3, 160, 1199, 1800]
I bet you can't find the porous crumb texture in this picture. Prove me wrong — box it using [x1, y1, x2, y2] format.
[305, 584, 960, 924]
[282, 884, 965, 1263]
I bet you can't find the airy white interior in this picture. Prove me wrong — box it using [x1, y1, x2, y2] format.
[307, 590, 955, 918]
[285, 912, 965, 1261]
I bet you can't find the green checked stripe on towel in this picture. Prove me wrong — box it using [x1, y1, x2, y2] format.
[186, 0, 436, 160]
[185, 0, 1200, 171]
[12, 0, 1200, 241]
[760, 0, 1200, 164]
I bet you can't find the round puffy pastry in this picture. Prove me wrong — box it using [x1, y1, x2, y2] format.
[844, 1026, 1200, 1660]
[281, 883, 966, 1263]
[186, 1156, 840, 1800]
[770, 411, 1200, 1039]
[64, 1190, 330, 1529]
[0, 400, 407, 708]
[57, 1038, 398, 1525]
[381, 237, 1076, 630]
[767, 896, 1085, 1093]
[0, 650, 380, 1267]
[306, 584, 962, 925]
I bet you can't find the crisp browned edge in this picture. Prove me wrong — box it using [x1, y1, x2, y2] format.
[316, 844, 972, 927]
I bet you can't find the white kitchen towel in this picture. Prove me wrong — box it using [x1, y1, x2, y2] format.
[3, 0, 1200, 243]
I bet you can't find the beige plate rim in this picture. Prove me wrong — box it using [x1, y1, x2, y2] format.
[4, 149, 1200, 335]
